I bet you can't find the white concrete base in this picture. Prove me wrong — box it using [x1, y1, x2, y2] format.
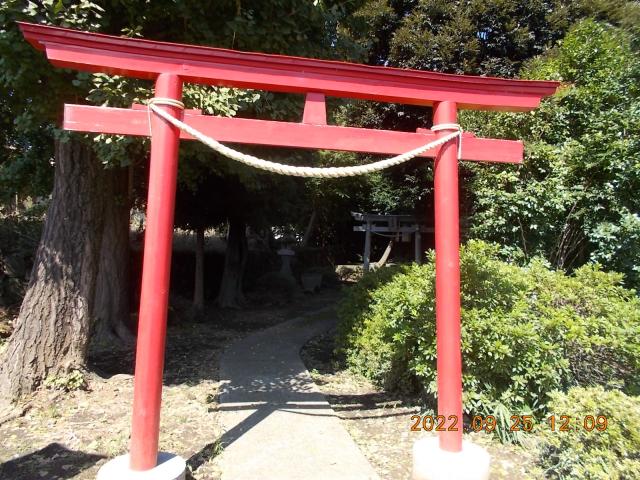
[96, 452, 186, 480]
[412, 437, 490, 480]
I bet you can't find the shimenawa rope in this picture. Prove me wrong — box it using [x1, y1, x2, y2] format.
[147, 97, 462, 178]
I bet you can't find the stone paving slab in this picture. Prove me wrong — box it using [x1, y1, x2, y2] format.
[216, 309, 381, 480]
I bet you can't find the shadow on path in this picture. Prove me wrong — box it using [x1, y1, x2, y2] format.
[0, 443, 105, 480]
[212, 309, 380, 480]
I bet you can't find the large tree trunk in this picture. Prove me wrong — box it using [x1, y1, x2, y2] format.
[216, 219, 247, 308]
[193, 227, 205, 311]
[91, 166, 134, 348]
[0, 139, 105, 404]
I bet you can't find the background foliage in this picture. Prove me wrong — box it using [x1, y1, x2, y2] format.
[463, 20, 640, 289]
[533, 387, 640, 479]
[314, 0, 640, 264]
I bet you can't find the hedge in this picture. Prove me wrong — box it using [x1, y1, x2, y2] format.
[336, 241, 640, 419]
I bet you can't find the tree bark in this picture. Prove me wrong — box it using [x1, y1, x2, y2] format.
[193, 227, 205, 311]
[216, 218, 248, 308]
[91, 166, 134, 347]
[0, 139, 105, 404]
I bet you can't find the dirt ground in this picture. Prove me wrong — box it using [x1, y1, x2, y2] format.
[300, 329, 542, 480]
[1, 290, 542, 480]
[0, 291, 338, 480]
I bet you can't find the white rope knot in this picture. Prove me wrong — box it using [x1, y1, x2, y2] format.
[432, 123, 463, 159]
[431, 123, 461, 132]
[146, 98, 463, 178]
[146, 97, 185, 137]
[147, 97, 185, 109]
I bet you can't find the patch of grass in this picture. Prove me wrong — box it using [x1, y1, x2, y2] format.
[205, 393, 216, 404]
[186, 439, 225, 479]
[103, 437, 128, 457]
[211, 439, 224, 458]
[43, 369, 87, 392]
[44, 404, 60, 419]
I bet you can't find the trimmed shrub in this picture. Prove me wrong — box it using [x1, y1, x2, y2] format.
[336, 241, 640, 417]
[532, 387, 640, 479]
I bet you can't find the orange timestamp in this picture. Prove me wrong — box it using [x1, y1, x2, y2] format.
[410, 414, 609, 433]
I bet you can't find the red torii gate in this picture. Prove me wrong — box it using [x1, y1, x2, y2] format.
[19, 22, 558, 480]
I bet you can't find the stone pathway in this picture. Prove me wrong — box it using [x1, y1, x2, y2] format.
[216, 309, 381, 480]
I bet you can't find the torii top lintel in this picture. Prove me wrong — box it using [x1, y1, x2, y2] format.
[19, 22, 557, 112]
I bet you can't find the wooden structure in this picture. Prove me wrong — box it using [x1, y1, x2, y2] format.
[18, 21, 558, 475]
[352, 212, 433, 270]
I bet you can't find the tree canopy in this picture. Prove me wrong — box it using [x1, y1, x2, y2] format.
[464, 19, 640, 287]
[311, 0, 640, 278]
[2, 1, 638, 274]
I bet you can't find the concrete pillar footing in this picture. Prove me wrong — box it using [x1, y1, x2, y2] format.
[412, 437, 490, 480]
[96, 452, 186, 480]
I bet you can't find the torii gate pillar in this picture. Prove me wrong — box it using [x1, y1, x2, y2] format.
[411, 103, 492, 480]
[130, 74, 183, 470]
[433, 101, 463, 452]
[98, 74, 187, 480]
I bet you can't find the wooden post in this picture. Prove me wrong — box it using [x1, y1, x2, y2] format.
[433, 100, 463, 453]
[414, 227, 422, 264]
[129, 73, 183, 471]
[363, 221, 371, 272]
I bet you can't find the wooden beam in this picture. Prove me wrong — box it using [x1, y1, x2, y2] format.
[353, 226, 434, 233]
[19, 22, 559, 111]
[302, 93, 327, 125]
[352, 212, 422, 222]
[63, 104, 524, 164]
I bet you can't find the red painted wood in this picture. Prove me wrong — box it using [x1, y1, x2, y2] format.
[433, 101, 463, 452]
[129, 74, 183, 471]
[302, 93, 327, 125]
[63, 104, 524, 164]
[18, 22, 558, 111]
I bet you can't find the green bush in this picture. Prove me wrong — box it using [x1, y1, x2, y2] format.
[336, 241, 640, 418]
[532, 387, 640, 479]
